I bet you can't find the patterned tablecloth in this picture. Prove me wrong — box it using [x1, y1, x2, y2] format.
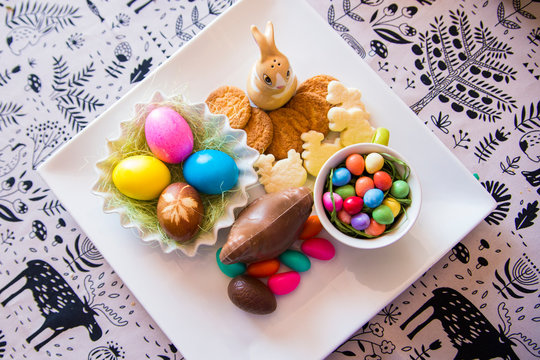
[0, 0, 539, 359]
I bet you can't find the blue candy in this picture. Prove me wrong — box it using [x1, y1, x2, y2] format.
[363, 188, 384, 208]
[332, 167, 352, 187]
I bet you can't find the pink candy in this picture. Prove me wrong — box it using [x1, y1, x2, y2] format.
[268, 271, 300, 295]
[322, 192, 343, 212]
[301, 238, 336, 261]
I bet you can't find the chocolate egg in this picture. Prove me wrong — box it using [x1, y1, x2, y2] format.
[220, 187, 313, 265]
[156, 182, 204, 243]
[227, 275, 277, 315]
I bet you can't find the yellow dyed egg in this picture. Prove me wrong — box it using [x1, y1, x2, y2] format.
[382, 197, 401, 217]
[112, 155, 171, 200]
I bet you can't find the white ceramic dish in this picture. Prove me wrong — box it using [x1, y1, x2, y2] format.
[314, 143, 422, 249]
[38, 0, 496, 359]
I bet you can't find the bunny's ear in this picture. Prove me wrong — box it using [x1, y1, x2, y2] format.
[263, 21, 275, 48]
[251, 21, 279, 58]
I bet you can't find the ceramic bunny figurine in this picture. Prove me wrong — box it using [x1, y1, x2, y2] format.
[247, 21, 297, 111]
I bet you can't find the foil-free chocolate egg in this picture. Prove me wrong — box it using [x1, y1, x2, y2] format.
[220, 187, 313, 264]
[228, 275, 277, 315]
[157, 182, 204, 243]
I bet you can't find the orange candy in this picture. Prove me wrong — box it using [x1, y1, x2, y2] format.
[299, 215, 323, 240]
[365, 218, 385, 236]
[345, 154, 365, 175]
[246, 259, 280, 278]
[355, 176, 374, 197]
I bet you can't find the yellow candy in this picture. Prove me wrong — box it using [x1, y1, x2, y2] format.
[372, 127, 390, 146]
[382, 197, 401, 217]
[112, 155, 171, 200]
[365, 153, 384, 174]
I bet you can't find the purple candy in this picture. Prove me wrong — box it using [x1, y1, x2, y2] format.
[351, 213, 370, 230]
[363, 188, 384, 208]
[323, 192, 343, 212]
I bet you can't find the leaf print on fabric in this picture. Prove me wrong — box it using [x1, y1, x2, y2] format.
[515, 200, 539, 230]
[0, 65, 21, 87]
[0, 102, 24, 131]
[474, 127, 510, 162]
[493, 255, 539, 299]
[481, 180, 511, 225]
[514, 101, 540, 133]
[130, 58, 153, 84]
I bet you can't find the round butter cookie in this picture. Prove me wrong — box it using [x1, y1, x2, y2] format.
[286, 92, 330, 136]
[244, 107, 273, 153]
[266, 108, 309, 160]
[206, 86, 251, 129]
[296, 74, 338, 99]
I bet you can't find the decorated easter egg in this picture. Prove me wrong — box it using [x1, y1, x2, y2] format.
[145, 106, 194, 164]
[216, 248, 246, 278]
[365, 153, 384, 174]
[157, 182, 204, 243]
[373, 171, 392, 191]
[343, 196, 364, 215]
[363, 188, 384, 208]
[372, 205, 394, 225]
[351, 212, 370, 231]
[391, 180, 410, 198]
[332, 167, 351, 187]
[247, 259, 280, 278]
[335, 184, 356, 200]
[112, 155, 171, 200]
[268, 271, 301, 295]
[228, 275, 277, 314]
[301, 238, 335, 260]
[355, 176, 374, 197]
[365, 218, 385, 236]
[279, 250, 311, 272]
[323, 192, 343, 212]
[183, 150, 239, 194]
[345, 154, 365, 175]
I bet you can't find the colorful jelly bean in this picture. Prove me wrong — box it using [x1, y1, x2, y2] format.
[351, 212, 370, 230]
[279, 250, 311, 272]
[363, 188, 384, 208]
[391, 180, 410, 198]
[355, 176, 374, 197]
[382, 197, 401, 217]
[335, 184, 356, 200]
[365, 218, 385, 236]
[365, 153, 384, 174]
[372, 205, 394, 225]
[301, 238, 335, 260]
[216, 248, 246, 277]
[246, 259, 280, 278]
[373, 171, 392, 191]
[343, 196, 364, 215]
[337, 209, 352, 224]
[332, 167, 351, 187]
[323, 192, 343, 212]
[268, 271, 301, 295]
[371, 127, 390, 146]
[345, 153, 365, 175]
[299, 215, 323, 240]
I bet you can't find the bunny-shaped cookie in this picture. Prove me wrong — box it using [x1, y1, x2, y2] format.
[247, 21, 297, 111]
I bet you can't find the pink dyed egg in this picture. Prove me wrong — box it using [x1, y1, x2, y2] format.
[323, 192, 343, 212]
[145, 106, 194, 164]
[301, 238, 336, 261]
[267, 271, 301, 295]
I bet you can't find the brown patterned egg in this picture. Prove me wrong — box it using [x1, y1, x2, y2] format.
[157, 182, 204, 243]
[227, 275, 277, 315]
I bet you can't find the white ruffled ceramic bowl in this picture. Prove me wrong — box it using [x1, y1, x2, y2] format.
[92, 92, 259, 256]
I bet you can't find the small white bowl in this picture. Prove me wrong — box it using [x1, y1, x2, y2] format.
[313, 143, 421, 249]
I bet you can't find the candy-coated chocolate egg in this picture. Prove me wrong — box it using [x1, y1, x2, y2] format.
[345, 154, 365, 175]
[391, 180, 410, 198]
[337, 209, 352, 224]
[335, 185, 356, 200]
[332, 167, 351, 187]
[373, 171, 392, 191]
[216, 248, 246, 277]
[112, 155, 171, 200]
[355, 176, 374, 197]
[365, 218, 385, 236]
[183, 150, 238, 194]
[299, 215, 323, 240]
[247, 259, 280, 278]
[372, 205, 394, 225]
[382, 197, 401, 217]
[323, 192, 343, 212]
[267, 271, 301, 295]
[301, 238, 335, 260]
[363, 188, 384, 208]
[145, 106, 194, 164]
[279, 250, 311, 272]
[371, 127, 390, 146]
[351, 212, 370, 231]
[157, 182, 204, 243]
[365, 153, 384, 174]
[343, 196, 364, 215]
[228, 275, 276, 314]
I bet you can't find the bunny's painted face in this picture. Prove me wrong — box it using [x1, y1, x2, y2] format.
[258, 57, 292, 90]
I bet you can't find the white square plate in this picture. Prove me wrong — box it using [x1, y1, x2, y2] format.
[38, 0, 495, 359]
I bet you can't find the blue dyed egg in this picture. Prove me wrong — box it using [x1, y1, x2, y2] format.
[183, 150, 238, 194]
[332, 167, 351, 187]
[363, 188, 384, 208]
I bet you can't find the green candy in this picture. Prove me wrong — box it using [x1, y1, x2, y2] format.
[391, 180, 410, 199]
[279, 250, 311, 272]
[335, 184, 355, 200]
[216, 248, 246, 277]
[372, 205, 395, 225]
